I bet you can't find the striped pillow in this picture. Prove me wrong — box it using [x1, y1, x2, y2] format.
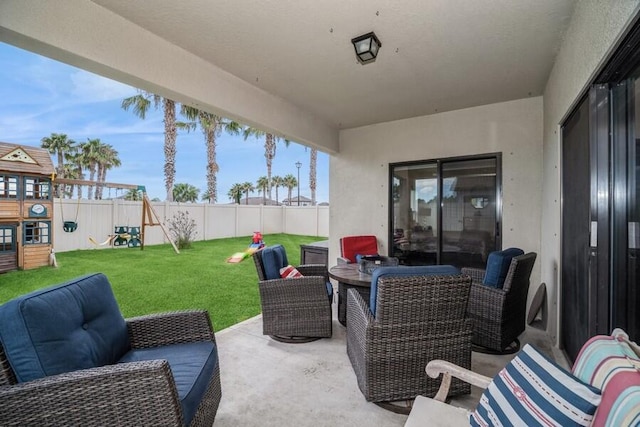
[572, 332, 638, 388]
[572, 331, 640, 427]
[279, 265, 303, 279]
[470, 344, 601, 427]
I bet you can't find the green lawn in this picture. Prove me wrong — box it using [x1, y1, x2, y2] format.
[0, 234, 326, 332]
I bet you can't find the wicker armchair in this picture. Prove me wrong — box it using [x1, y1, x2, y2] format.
[462, 252, 537, 354]
[252, 245, 332, 343]
[346, 271, 473, 413]
[0, 310, 221, 426]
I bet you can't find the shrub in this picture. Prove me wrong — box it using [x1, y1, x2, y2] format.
[167, 210, 198, 249]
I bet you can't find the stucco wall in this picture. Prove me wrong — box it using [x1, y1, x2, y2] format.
[542, 0, 640, 346]
[331, 96, 543, 293]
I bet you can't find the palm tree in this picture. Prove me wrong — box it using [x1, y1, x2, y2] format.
[240, 181, 254, 205]
[282, 174, 297, 205]
[256, 176, 269, 205]
[228, 183, 243, 204]
[41, 133, 76, 176]
[201, 190, 213, 203]
[95, 144, 121, 199]
[124, 189, 143, 201]
[179, 106, 242, 203]
[122, 91, 178, 202]
[309, 148, 318, 205]
[243, 128, 289, 201]
[173, 183, 200, 203]
[41, 133, 76, 197]
[61, 162, 80, 198]
[271, 175, 283, 204]
[65, 149, 88, 199]
[79, 138, 102, 199]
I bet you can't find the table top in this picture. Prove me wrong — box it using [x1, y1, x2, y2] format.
[328, 263, 372, 287]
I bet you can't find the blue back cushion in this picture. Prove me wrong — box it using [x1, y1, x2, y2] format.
[369, 265, 461, 316]
[483, 248, 524, 288]
[260, 244, 289, 280]
[0, 273, 130, 383]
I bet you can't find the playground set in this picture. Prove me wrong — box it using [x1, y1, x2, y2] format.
[54, 178, 180, 255]
[0, 142, 56, 273]
[226, 231, 265, 263]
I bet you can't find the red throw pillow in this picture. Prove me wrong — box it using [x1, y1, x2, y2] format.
[279, 265, 303, 279]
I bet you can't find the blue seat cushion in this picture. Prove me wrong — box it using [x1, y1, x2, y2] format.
[369, 265, 461, 316]
[0, 273, 130, 383]
[260, 245, 289, 280]
[483, 248, 524, 288]
[118, 341, 218, 426]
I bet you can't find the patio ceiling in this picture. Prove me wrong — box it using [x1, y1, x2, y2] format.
[90, 0, 576, 130]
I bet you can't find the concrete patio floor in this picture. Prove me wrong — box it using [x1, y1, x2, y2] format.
[213, 305, 559, 427]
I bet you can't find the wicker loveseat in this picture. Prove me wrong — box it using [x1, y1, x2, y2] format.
[346, 266, 473, 411]
[0, 273, 221, 426]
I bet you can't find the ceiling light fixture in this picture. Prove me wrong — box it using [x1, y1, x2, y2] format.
[351, 32, 381, 64]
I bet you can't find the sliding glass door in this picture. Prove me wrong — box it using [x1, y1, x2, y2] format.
[561, 24, 640, 360]
[390, 154, 501, 268]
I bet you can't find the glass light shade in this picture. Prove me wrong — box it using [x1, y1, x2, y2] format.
[351, 32, 381, 64]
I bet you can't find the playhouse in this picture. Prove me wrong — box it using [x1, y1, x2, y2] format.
[0, 142, 55, 273]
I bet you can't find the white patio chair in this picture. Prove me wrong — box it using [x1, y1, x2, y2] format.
[404, 360, 491, 426]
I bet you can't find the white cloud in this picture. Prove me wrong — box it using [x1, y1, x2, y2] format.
[70, 70, 136, 103]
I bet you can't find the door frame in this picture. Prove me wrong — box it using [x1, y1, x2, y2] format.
[0, 222, 18, 273]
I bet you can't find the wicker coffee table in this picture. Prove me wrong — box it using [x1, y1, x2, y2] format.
[328, 264, 372, 326]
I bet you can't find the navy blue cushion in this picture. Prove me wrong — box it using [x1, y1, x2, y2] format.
[119, 341, 217, 426]
[483, 248, 524, 288]
[260, 245, 289, 280]
[326, 282, 334, 300]
[0, 273, 130, 383]
[369, 265, 461, 316]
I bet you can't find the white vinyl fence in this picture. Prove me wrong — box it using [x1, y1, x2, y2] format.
[53, 198, 329, 253]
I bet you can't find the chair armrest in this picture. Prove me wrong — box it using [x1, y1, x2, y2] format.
[467, 281, 507, 312]
[461, 267, 485, 283]
[426, 359, 492, 402]
[345, 288, 374, 364]
[259, 276, 329, 303]
[127, 309, 215, 349]
[0, 360, 183, 426]
[346, 287, 374, 331]
[336, 256, 351, 265]
[297, 264, 327, 278]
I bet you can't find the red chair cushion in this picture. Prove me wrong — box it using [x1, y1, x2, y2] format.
[340, 235, 378, 263]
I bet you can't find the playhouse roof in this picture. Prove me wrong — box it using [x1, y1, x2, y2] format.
[0, 142, 55, 176]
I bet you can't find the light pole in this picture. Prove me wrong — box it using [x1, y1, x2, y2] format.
[295, 161, 302, 206]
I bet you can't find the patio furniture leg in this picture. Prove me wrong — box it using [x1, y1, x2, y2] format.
[270, 335, 322, 344]
[472, 338, 520, 355]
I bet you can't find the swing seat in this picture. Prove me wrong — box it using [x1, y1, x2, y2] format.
[63, 221, 78, 233]
[114, 226, 129, 234]
[126, 227, 141, 247]
[113, 226, 129, 247]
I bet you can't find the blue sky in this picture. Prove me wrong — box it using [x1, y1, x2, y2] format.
[0, 43, 329, 203]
